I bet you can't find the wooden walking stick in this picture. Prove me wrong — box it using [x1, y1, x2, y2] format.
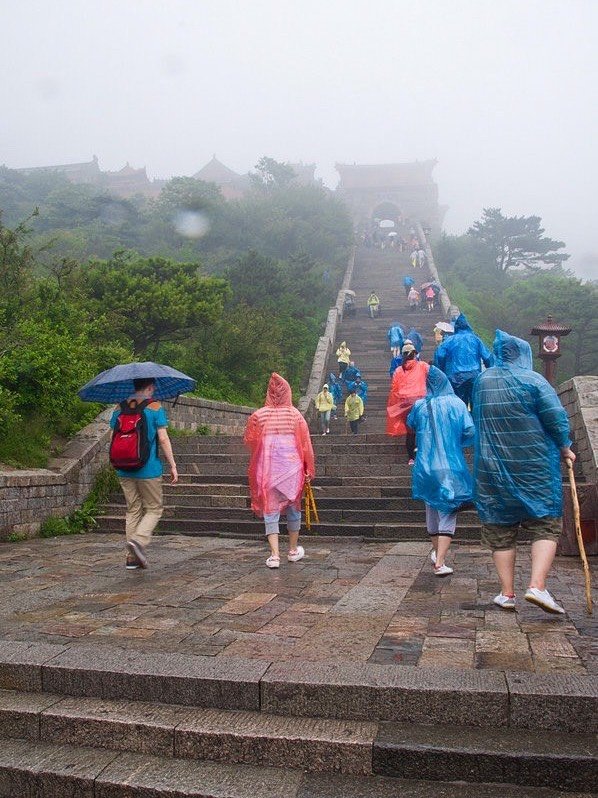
[566, 459, 593, 615]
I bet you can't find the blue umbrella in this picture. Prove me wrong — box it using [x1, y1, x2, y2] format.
[78, 361, 196, 403]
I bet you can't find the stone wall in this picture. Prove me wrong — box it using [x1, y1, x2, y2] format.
[0, 396, 254, 541]
[297, 247, 356, 422]
[557, 376, 598, 485]
[557, 376, 597, 556]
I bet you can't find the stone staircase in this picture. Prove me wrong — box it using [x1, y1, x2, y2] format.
[96, 245, 481, 543]
[0, 640, 595, 796]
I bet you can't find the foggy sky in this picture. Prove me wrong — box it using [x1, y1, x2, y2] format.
[2, 0, 597, 278]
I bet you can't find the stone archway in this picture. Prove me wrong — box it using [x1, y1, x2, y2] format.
[371, 201, 402, 229]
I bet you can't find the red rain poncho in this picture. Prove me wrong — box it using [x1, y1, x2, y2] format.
[386, 359, 429, 436]
[244, 373, 315, 517]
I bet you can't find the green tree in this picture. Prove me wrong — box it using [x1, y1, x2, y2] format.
[82, 252, 231, 356]
[468, 208, 569, 272]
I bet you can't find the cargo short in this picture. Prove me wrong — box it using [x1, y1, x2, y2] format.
[481, 516, 562, 551]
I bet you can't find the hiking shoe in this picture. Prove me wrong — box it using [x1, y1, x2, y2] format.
[408, 458, 415, 466]
[125, 553, 141, 570]
[127, 540, 148, 569]
[434, 564, 453, 576]
[266, 555, 280, 569]
[493, 593, 516, 611]
[430, 550, 437, 565]
[525, 587, 565, 615]
[288, 545, 305, 563]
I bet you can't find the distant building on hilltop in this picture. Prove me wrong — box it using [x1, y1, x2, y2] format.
[335, 160, 447, 237]
[15, 155, 164, 198]
[192, 156, 250, 200]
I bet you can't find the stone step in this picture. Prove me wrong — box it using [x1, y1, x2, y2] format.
[1, 691, 595, 792]
[172, 453, 402, 465]
[95, 515, 482, 540]
[162, 484, 417, 498]
[2, 643, 596, 733]
[173, 463, 417, 477]
[172, 442, 405, 454]
[103, 501, 479, 523]
[373, 721, 597, 792]
[0, 689, 375, 776]
[159, 474, 416, 486]
[1, 737, 590, 798]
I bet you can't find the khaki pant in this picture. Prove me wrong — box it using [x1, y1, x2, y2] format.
[119, 477, 163, 548]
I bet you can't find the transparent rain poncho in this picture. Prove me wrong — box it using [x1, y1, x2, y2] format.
[244, 373, 315, 517]
[389, 355, 403, 377]
[434, 313, 493, 386]
[407, 367, 474, 514]
[387, 323, 405, 349]
[386, 359, 429, 436]
[472, 330, 571, 525]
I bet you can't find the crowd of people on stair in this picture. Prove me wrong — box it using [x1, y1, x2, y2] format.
[237, 302, 576, 618]
[107, 238, 576, 621]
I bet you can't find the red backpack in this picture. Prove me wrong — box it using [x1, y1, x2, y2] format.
[109, 399, 152, 471]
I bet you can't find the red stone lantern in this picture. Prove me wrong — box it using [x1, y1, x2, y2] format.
[530, 315, 572, 385]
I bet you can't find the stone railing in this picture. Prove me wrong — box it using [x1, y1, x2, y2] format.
[297, 246, 356, 421]
[557, 376, 597, 556]
[0, 396, 254, 541]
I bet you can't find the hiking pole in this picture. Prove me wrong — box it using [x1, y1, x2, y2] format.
[566, 459, 593, 615]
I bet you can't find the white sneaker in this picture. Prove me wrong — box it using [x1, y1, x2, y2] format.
[493, 593, 516, 611]
[430, 550, 437, 565]
[287, 545, 305, 563]
[266, 556, 280, 569]
[434, 564, 453, 576]
[524, 587, 565, 615]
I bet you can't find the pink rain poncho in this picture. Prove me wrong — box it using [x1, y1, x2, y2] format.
[386, 359, 429, 436]
[244, 373, 315, 517]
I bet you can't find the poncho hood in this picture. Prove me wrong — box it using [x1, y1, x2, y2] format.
[426, 365, 455, 397]
[493, 330, 533, 369]
[265, 373, 292, 407]
[453, 313, 473, 333]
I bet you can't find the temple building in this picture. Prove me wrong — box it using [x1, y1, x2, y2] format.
[15, 155, 164, 198]
[192, 156, 250, 200]
[335, 160, 447, 237]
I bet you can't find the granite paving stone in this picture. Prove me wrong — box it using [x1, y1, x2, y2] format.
[0, 534, 595, 679]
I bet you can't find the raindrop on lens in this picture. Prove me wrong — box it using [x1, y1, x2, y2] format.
[173, 210, 210, 239]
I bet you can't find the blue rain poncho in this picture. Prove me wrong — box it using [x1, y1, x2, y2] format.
[347, 377, 368, 405]
[405, 328, 424, 353]
[387, 323, 405, 349]
[434, 313, 493, 386]
[403, 275, 414, 288]
[472, 330, 571, 525]
[328, 372, 343, 405]
[389, 355, 402, 377]
[343, 364, 361, 384]
[407, 367, 474, 514]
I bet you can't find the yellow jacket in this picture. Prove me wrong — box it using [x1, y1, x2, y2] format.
[367, 293, 380, 306]
[336, 342, 351, 364]
[315, 390, 335, 412]
[345, 394, 364, 421]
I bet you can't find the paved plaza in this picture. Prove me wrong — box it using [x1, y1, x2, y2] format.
[0, 534, 595, 674]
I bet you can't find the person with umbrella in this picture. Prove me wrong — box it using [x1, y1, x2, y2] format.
[79, 362, 193, 570]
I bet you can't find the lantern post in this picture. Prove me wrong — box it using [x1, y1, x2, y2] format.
[530, 315, 572, 386]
